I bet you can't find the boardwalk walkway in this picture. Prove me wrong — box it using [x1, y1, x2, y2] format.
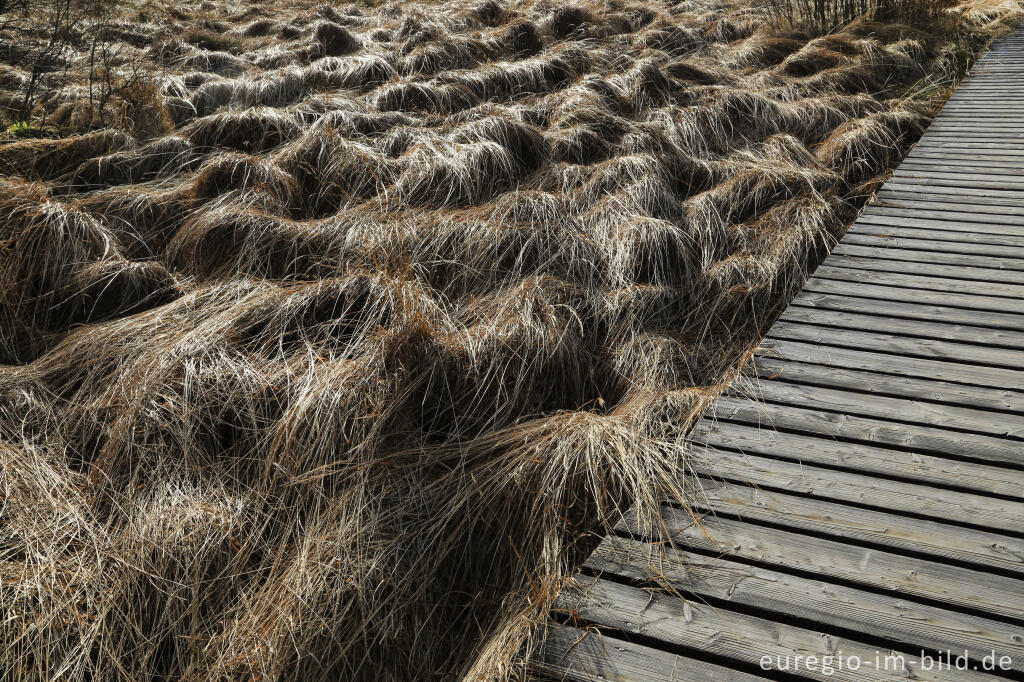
[536, 31, 1024, 682]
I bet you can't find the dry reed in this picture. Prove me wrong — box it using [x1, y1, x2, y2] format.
[0, 0, 1019, 679]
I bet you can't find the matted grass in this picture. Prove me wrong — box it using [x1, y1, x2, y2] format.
[0, 0, 1020, 679]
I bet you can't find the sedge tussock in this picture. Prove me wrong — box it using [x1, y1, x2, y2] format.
[0, 0, 1015, 678]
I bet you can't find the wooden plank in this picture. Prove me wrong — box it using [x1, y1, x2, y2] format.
[803, 273, 1024, 317]
[823, 253, 1024, 285]
[689, 445, 1024, 532]
[536, 625, 769, 682]
[932, 114, 1024, 122]
[759, 333, 1024, 392]
[898, 162, 1024, 178]
[874, 190, 1024, 213]
[926, 109, 1024, 115]
[558, 576, 1000, 682]
[855, 211, 1024, 236]
[901, 144, 1024, 155]
[829, 243, 1024, 274]
[879, 175, 1024, 194]
[926, 116, 1024, 121]
[899, 158, 1024, 172]
[876, 185, 1024, 206]
[710, 392, 1024, 466]
[945, 91, 1024, 96]
[927, 120, 1024, 125]
[913, 119, 1024, 126]
[896, 144, 1024, 155]
[865, 205, 1024, 228]
[932, 110, 1024, 117]
[780, 303, 1024, 348]
[695, 481, 1024, 576]
[923, 132, 1024, 141]
[691, 419, 1024, 495]
[848, 221, 1024, 247]
[812, 264, 1024, 298]
[790, 288, 1024, 331]
[900, 150, 1024, 162]
[901, 145, 1024, 155]
[947, 90, 1024, 96]
[926, 126, 1024, 132]
[587, 538, 1024, 671]
[761, 327, 1024, 385]
[894, 168, 1024, 186]
[911, 134, 1024, 143]
[725, 377, 1023, 438]
[767, 320, 1024, 378]
[840, 232, 1024, 259]
[915, 119, 1024, 126]
[750, 353, 1024, 413]
[931, 109, 1024, 114]
[724, 376, 1019, 436]
[892, 143, 1024, 154]
[615, 511, 1024, 621]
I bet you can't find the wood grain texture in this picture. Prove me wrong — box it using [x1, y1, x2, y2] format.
[540, 29, 1024, 681]
[585, 538, 1024, 671]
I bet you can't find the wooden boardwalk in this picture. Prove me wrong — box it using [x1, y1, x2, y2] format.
[536, 31, 1024, 682]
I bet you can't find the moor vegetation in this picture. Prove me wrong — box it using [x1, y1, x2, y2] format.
[0, 0, 1021, 679]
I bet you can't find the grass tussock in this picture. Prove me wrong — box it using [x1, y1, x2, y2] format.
[0, 0, 1020, 679]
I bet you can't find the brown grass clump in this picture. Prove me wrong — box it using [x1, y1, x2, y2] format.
[313, 20, 361, 57]
[0, 0, 1019, 679]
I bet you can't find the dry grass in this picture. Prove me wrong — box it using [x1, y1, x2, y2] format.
[0, 0, 1020, 679]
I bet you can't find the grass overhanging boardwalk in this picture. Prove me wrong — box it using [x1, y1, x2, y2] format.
[536, 31, 1024, 682]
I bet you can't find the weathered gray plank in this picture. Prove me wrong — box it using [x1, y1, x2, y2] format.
[750, 353, 1024, 413]
[930, 115, 1024, 122]
[536, 625, 769, 682]
[790, 288, 1024, 332]
[898, 159, 1024, 174]
[690, 419, 1024, 495]
[855, 211, 1024, 236]
[892, 170, 1024, 191]
[923, 132, 1024, 142]
[710, 392, 1024, 466]
[840, 232, 1024, 259]
[802, 275, 1024, 317]
[874, 191, 1024, 213]
[689, 445, 1024, 532]
[903, 142, 1024, 153]
[558, 576, 1001, 682]
[759, 333, 1024, 392]
[812, 264, 1024, 298]
[587, 538, 1024, 671]
[615, 511, 1024, 621]
[780, 304, 1024, 348]
[829, 243, 1024, 274]
[915, 119, 1024, 127]
[900, 154, 1024, 168]
[901, 146, 1024, 157]
[695, 481, 1024, 576]
[816, 253, 1024, 287]
[876, 185, 1024, 206]
[725, 377, 1023, 437]
[931, 117, 1024, 124]
[930, 119, 1024, 126]
[767, 320, 1024, 378]
[899, 161, 1024, 177]
[888, 174, 1024, 192]
[848, 221, 1024, 247]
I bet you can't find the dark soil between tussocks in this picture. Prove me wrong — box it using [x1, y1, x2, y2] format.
[0, 0, 1019, 679]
